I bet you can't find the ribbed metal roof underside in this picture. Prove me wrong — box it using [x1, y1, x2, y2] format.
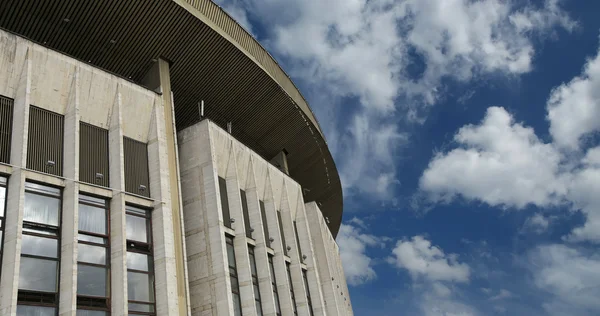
[0, 0, 342, 236]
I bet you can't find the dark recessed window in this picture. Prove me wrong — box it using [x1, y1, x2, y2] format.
[219, 177, 231, 228]
[260, 201, 270, 248]
[293, 221, 303, 262]
[249, 246, 263, 316]
[27, 106, 64, 176]
[18, 182, 61, 313]
[226, 236, 242, 316]
[126, 205, 155, 315]
[0, 96, 13, 164]
[240, 190, 252, 238]
[123, 137, 150, 198]
[277, 211, 287, 256]
[77, 194, 110, 315]
[269, 255, 281, 316]
[79, 123, 109, 187]
[286, 263, 297, 316]
[303, 270, 315, 316]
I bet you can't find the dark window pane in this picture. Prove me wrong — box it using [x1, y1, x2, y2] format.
[77, 264, 107, 297]
[78, 244, 106, 265]
[249, 252, 257, 276]
[253, 284, 260, 300]
[240, 190, 251, 238]
[76, 310, 108, 316]
[79, 204, 106, 235]
[18, 257, 57, 292]
[226, 239, 236, 268]
[16, 305, 55, 316]
[126, 214, 147, 243]
[256, 300, 263, 316]
[274, 290, 281, 314]
[219, 177, 231, 228]
[21, 235, 58, 258]
[24, 192, 60, 226]
[127, 271, 154, 303]
[277, 211, 287, 255]
[128, 303, 155, 313]
[127, 252, 151, 272]
[232, 292, 242, 316]
[78, 234, 105, 244]
[260, 201, 270, 247]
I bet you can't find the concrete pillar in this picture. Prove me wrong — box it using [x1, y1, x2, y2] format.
[0, 43, 31, 316]
[108, 85, 128, 316]
[59, 68, 80, 316]
[143, 58, 189, 316]
[148, 99, 180, 315]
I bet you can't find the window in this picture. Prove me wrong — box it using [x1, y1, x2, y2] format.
[302, 270, 314, 316]
[79, 123, 109, 187]
[286, 263, 297, 316]
[0, 176, 6, 278]
[277, 211, 287, 256]
[77, 195, 110, 315]
[123, 137, 150, 197]
[126, 206, 155, 315]
[249, 247, 263, 316]
[260, 201, 270, 248]
[219, 177, 231, 228]
[27, 106, 64, 176]
[293, 221, 303, 262]
[226, 236, 242, 316]
[268, 255, 281, 316]
[240, 190, 252, 238]
[0, 95, 13, 164]
[18, 182, 61, 314]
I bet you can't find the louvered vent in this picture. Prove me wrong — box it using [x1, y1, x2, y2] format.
[123, 136, 150, 197]
[80, 122, 109, 187]
[0, 96, 13, 164]
[27, 106, 64, 176]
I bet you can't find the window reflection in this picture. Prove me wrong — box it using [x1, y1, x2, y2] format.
[77, 265, 107, 297]
[16, 305, 56, 316]
[126, 205, 155, 315]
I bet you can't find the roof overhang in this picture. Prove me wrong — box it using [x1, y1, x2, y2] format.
[0, 0, 343, 236]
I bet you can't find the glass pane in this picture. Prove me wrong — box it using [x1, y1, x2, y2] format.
[274, 290, 281, 314]
[25, 182, 60, 196]
[19, 257, 57, 292]
[126, 214, 147, 243]
[230, 276, 239, 290]
[256, 300, 263, 316]
[0, 186, 6, 217]
[79, 194, 106, 207]
[16, 305, 55, 316]
[253, 284, 261, 300]
[127, 252, 151, 272]
[249, 252, 257, 276]
[232, 293, 242, 316]
[24, 192, 60, 226]
[226, 241, 236, 268]
[76, 310, 108, 316]
[21, 235, 58, 258]
[78, 234, 105, 244]
[79, 204, 106, 235]
[126, 205, 147, 216]
[78, 244, 106, 265]
[127, 271, 154, 303]
[77, 264, 107, 297]
[128, 303, 155, 313]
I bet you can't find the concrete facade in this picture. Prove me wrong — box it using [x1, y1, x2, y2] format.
[0, 28, 353, 316]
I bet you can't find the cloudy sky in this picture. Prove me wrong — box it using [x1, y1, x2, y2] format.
[215, 0, 600, 315]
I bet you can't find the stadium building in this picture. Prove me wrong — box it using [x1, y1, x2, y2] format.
[0, 0, 353, 316]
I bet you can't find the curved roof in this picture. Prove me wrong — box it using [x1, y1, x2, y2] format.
[0, 0, 343, 236]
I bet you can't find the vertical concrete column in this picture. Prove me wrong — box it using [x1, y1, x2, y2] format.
[108, 86, 128, 316]
[263, 175, 294, 316]
[280, 184, 309, 316]
[144, 58, 189, 316]
[244, 161, 278, 316]
[294, 200, 327, 316]
[147, 99, 180, 315]
[305, 203, 341, 316]
[0, 43, 31, 316]
[224, 150, 256, 316]
[59, 69, 80, 316]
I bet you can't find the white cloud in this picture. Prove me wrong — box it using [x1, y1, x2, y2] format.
[215, 0, 574, 200]
[529, 244, 600, 315]
[337, 223, 385, 286]
[420, 106, 567, 208]
[524, 213, 553, 234]
[489, 289, 512, 301]
[547, 42, 600, 150]
[389, 235, 470, 283]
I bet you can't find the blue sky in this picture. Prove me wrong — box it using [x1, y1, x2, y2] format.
[215, 1, 600, 315]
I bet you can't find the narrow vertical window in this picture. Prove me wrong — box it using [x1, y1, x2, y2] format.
[248, 247, 263, 316]
[0, 95, 13, 164]
[27, 106, 64, 176]
[268, 255, 281, 316]
[303, 270, 315, 316]
[219, 177, 231, 228]
[0, 176, 7, 278]
[260, 201, 270, 248]
[286, 263, 297, 316]
[18, 182, 61, 314]
[226, 236, 242, 316]
[126, 206, 155, 315]
[77, 194, 110, 315]
[79, 122, 109, 187]
[277, 211, 287, 256]
[240, 190, 252, 238]
[123, 137, 150, 197]
[293, 221, 303, 262]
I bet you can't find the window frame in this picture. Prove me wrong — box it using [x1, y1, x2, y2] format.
[77, 194, 111, 314]
[125, 205, 156, 315]
[302, 269, 315, 316]
[248, 246, 263, 316]
[226, 236, 242, 316]
[286, 263, 297, 316]
[276, 211, 287, 256]
[260, 201, 271, 248]
[240, 190, 252, 239]
[18, 181, 62, 314]
[268, 255, 282, 316]
[219, 177, 232, 228]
